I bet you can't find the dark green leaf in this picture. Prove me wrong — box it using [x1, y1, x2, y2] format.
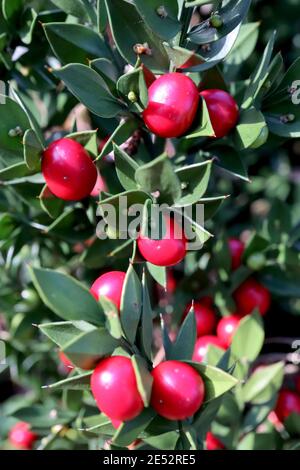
[52, 64, 122, 118]
[141, 270, 153, 360]
[30, 267, 105, 326]
[98, 119, 139, 159]
[120, 264, 142, 344]
[234, 108, 267, 150]
[168, 309, 196, 361]
[104, 0, 169, 73]
[146, 263, 166, 288]
[188, 0, 251, 45]
[135, 154, 182, 204]
[44, 23, 110, 65]
[23, 129, 43, 171]
[44, 371, 92, 391]
[13, 405, 75, 428]
[175, 160, 212, 206]
[113, 143, 139, 191]
[113, 408, 156, 447]
[132, 355, 153, 407]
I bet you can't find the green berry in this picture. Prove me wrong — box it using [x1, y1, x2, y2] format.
[247, 252, 266, 271]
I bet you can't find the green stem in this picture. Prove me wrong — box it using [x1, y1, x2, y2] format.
[179, 3, 193, 47]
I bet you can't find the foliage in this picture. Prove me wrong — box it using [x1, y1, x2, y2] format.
[0, 0, 300, 451]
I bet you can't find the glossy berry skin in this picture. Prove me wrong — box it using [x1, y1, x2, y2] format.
[90, 271, 126, 310]
[217, 315, 241, 348]
[234, 278, 271, 316]
[91, 356, 144, 422]
[42, 138, 97, 200]
[200, 89, 239, 138]
[206, 432, 225, 451]
[9, 422, 37, 450]
[228, 238, 244, 270]
[143, 73, 199, 138]
[275, 390, 300, 422]
[193, 335, 226, 363]
[90, 171, 107, 197]
[138, 217, 186, 267]
[151, 361, 205, 421]
[183, 301, 216, 337]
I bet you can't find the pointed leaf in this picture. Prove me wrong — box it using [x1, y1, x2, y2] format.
[132, 355, 153, 407]
[113, 143, 139, 191]
[120, 264, 142, 344]
[30, 267, 105, 326]
[52, 64, 122, 118]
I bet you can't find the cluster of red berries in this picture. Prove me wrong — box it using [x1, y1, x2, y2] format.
[143, 72, 239, 139]
[91, 356, 205, 423]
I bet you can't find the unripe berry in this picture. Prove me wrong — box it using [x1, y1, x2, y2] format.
[247, 252, 266, 271]
[210, 14, 223, 28]
[151, 361, 205, 420]
[42, 138, 97, 200]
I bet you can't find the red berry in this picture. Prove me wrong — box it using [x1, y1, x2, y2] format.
[206, 432, 225, 450]
[42, 138, 97, 200]
[91, 356, 144, 422]
[98, 135, 110, 153]
[200, 89, 239, 138]
[275, 389, 300, 422]
[59, 351, 74, 371]
[151, 361, 205, 420]
[228, 238, 244, 270]
[183, 302, 216, 337]
[217, 315, 241, 348]
[193, 335, 226, 363]
[143, 73, 199, 138]
[137, 217, 186, 267]
[90, 271, 126, 310]
[178, 54, 201, 70]
[201, 296, 214, 307]
[9, 422, 37, 450]
[90, 171, 107, 197]
[141, 64, 156, 88]
[166, 269, 177, 294]
[234, 278, 271, 316]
